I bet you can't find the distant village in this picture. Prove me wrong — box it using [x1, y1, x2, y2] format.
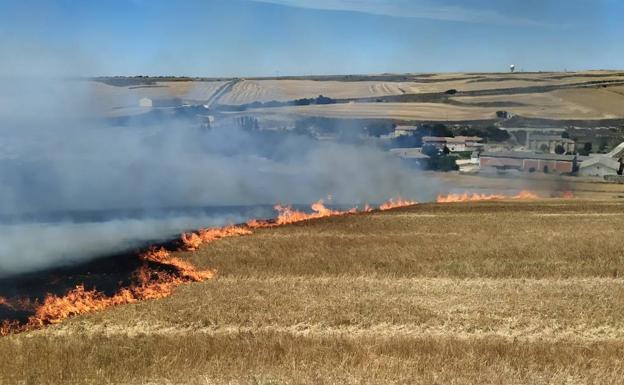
[130, 95, 624, 181]
[389, 125, 624, 180]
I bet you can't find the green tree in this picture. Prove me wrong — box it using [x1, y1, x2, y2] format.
[578, 142, 593, 156]
[428, 124, 453, 137]
[421, 144, 441, 157]
[599, 140, 609, 153]
[484, 125, 510, 142]
[514, 130, 527, 145]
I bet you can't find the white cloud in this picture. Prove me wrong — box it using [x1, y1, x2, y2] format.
[252, 0, 550, 26]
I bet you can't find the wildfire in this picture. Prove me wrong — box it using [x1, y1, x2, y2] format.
[181, 226, 253, 251]
[436, 191, 539, 203]
[179, 200, 367, 252]
[0, 247, 215, 336]
[379, 198, 418, 211]
[515, 191, 540, 200]
[1, 197, 419, 336]
[561, 191, 574, 199]
[273, 199, 356, 225]
[139, 248, 215, 282]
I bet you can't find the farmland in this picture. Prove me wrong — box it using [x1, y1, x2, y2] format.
[2, 199, 624, 384]
[221, 71, 624, 105]
[89, 71, 624, 122]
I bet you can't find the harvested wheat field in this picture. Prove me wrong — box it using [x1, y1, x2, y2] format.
[220, 71, 624, 121]
[86, 80, 228, 116]
[218, 79, 418, 104]
[248, 102, 498, 121]
[82, 71, 624, 121]
[451, 87, 624, 120]
[2, 199, 624, 384]
[222, 71, 624, 105]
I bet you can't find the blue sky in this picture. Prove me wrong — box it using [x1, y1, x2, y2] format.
[0, 0, 622, 77]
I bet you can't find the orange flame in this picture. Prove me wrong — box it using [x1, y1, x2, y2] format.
[436, 191, 539, 203]
[28, 285, 135, 328]
[0, 320, 20, 336]
[274, 199, 346, 225]
[561, 191, 574, 199]
[379, 198, 418, 211]
[140, 248, 215, 282]
[245, 218, 271, 228]
[177, 200, 356, 253]
[1, 197, 420, 336]
[181, 226, 253, 251]
[0, 247, 215, 336]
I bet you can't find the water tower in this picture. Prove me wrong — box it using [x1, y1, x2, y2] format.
[510, 64, 516, 73]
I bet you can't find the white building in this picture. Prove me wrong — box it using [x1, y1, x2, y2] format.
[422, 136, 484, 152]
[139, 97, 153, 108]
[456, 159, 479, 173]
[606, 142, 624, 158]
[389, 148, 430, 167]
[577, 141, 624, 177]
[393, 126, 419, 137]
[578, 156, 622, 177]
[527, 134, 575, 154]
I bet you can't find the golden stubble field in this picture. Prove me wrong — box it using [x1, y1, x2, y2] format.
[87, 71, 624, 120]
[2, 199, 624, 384]
[220, 72, 624, 105]
[244, 89, 624, 120]
[221, 71, 624, 121]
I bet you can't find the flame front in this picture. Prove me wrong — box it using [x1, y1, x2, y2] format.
[273, 200, 354, 225]
[181, 226, 253, 251]
[379, 198, 418, 211]
[436, 191, 539, 203]
[1, 197, 418, 336]
[1, 248, 215, 336]
[561, 191, 574, 199]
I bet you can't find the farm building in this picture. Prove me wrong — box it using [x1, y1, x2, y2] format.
[605, 142, 624, 159]
[393, 126, 419, 136]
[527, 134, 575, 154]
[139, 97, 153, 107]
[389, 148, 430, 167]
[456, 158, 479, 173]
[578, 156, 622, 177]
[422, 136, 484, 152]
[480, 151, 577, 174]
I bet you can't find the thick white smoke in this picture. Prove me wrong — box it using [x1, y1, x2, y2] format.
[0, 79, 435, 277]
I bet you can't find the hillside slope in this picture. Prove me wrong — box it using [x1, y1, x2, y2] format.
[2, 200, 624, 384]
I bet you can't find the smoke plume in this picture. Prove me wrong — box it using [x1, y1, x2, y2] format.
[0, 79, 434, 277]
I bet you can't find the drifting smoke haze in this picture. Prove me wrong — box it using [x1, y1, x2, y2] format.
[0, 79, 434, 277]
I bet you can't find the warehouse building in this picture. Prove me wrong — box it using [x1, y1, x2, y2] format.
[389, 148, 430, 167]
[578, 156, 622, 177]
[393, 126, 419, 136]
[527, 134, 575, 154]
[422, 136, 484, 152]
[480, 151, 577, 174]
[139, 97, 153, 108]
